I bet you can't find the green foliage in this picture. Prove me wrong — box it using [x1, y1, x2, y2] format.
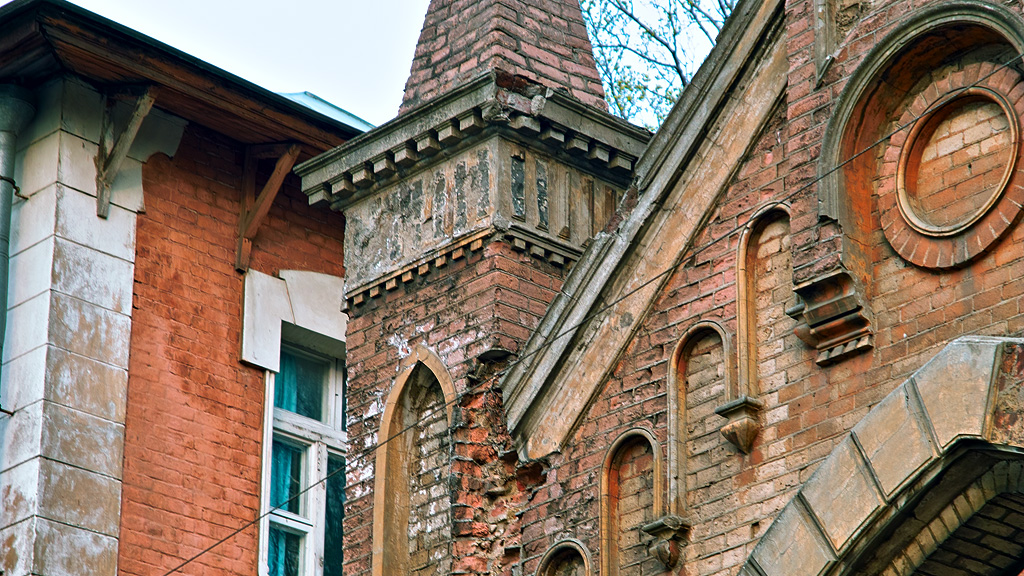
[582, 0, 734, 129]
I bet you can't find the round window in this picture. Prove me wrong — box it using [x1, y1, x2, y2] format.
[897, 88, 1018, 237]
[878, 62, 1024, 269]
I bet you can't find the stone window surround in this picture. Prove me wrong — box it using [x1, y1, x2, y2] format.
[240, 269, 348, 576]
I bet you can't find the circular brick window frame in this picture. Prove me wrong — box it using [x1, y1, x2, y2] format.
[879, 62, 1024, 269]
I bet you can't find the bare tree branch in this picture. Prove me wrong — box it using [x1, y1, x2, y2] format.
[583, 0, 731, 128]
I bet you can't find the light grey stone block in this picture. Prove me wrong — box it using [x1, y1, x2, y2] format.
[750, 502, 834, 576]
[7, 236, 53, 309]
[10, 184, 57, 257]
[852, 380, 936, 497]
[55, 186, 137, 262]
[48, 292, 130, 369]
[38, 458, 121, 537]
[52, 238, 134, 315]
[0, 458, 40, 528]
[0, 517, 37, 576]
[801, 436, 885, 552]
[60, 79, 103, 145]
[14, 131, 59, 199]
[33, 516, 118, 576]
[17, 79, 62, 151]
[0, 345, 46, 412]
[41, 402, 124, 479]
[4, 291, 50, 364]
[914, 336, 1002, 449]
[45, 347, 127, 423]
[0, 401, 42, 472]
[56, 132, 98, 196]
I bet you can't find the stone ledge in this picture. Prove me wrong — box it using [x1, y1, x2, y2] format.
[345, 228, 581, 309]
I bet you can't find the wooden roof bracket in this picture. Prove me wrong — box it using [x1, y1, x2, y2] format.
[235, 142, 302, 271]
[96, 86, 157, 218]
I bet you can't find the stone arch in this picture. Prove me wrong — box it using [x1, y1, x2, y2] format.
[669, 321, 733, 513]
[736, 203, 792, 398]
[740, 336, 1024, 576]
[818, 1, 1024, 277]
[372, 345, 457, 576]
[601, 428, 664, 576]
[536, 539, 592, 576]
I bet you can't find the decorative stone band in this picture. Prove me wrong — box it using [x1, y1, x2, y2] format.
[879, 62, 1024, 269]
[344, 226, 581, 309]
[295, 71, 650, 211]
[738, 336, 1024, 576]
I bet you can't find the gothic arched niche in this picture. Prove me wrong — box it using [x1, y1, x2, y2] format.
[536, 540, 592, 576]
[601, 429, 663, 576]
[820, 1, 1024, 274]
[372, 347, 456, 576]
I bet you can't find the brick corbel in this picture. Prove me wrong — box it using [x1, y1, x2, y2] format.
[786, 269, 873, 365]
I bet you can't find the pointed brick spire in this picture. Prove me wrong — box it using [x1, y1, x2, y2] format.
[400, 0, 607, 115]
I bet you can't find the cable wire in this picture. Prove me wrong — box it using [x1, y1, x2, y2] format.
[158, 51, 1024, 576]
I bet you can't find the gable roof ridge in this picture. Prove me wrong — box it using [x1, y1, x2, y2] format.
[500, 0, 788, 461]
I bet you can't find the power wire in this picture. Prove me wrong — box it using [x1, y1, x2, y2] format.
[158, 51, 1024, 576]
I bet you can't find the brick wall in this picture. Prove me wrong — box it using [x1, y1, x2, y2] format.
[400, 0, 606, 114]
[117, 124, 346, 576]
[407, 377, 453, 576]
[510, 1, 1024, 575]
[343, 240, 568, 575]
[608, 439, 656, 576]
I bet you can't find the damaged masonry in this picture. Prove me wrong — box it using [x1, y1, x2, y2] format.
[4, 0, 1024, 576]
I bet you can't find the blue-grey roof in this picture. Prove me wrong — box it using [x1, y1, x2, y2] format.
[281, 92, 374, 133]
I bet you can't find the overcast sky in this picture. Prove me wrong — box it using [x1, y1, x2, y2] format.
[0, 0, 433, 126]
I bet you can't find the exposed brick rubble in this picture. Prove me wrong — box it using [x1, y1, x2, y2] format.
[400, 0, 607, 114]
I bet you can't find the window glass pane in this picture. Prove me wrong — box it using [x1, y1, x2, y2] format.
[324, 455, 346, 576]
[270, 440, 303, 515]
[276, 349, 326, 421]
[268, 525, 301, 576]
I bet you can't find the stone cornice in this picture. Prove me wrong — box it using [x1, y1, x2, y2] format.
[295, 70, 651, 210]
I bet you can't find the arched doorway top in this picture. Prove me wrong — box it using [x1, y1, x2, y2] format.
[741, 336, 1024, 576]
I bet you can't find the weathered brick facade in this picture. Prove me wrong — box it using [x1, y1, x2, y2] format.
[118, 125, 347, 576]
[6, 0, 1024, 575]
[401, 0, 606, 113]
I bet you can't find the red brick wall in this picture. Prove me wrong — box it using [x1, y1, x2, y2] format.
[400, 0, 606, 113]
[514, 2, 1024, 575]
[608, 438, 656, 576]
[117, 124, 346, 576]
[343, 240, 568, 575]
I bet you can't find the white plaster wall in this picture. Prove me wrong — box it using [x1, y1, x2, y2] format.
[0, 76, 185, 576]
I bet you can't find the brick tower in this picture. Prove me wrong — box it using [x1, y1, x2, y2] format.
[296, 1, 647, 574]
